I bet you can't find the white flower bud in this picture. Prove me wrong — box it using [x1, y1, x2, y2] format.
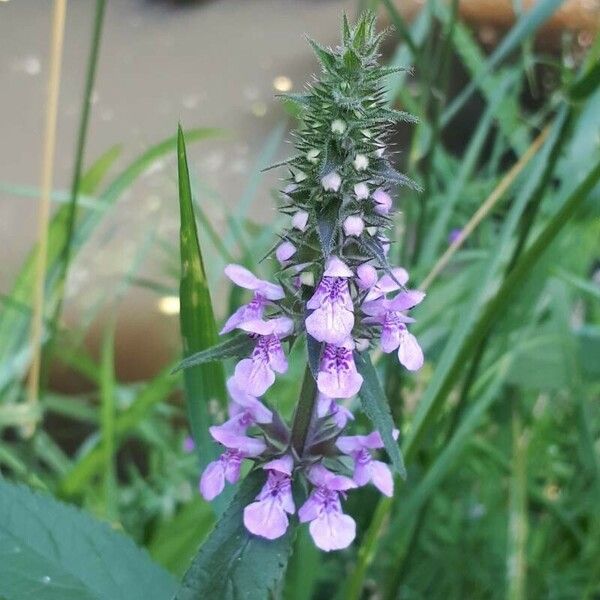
[343, 215, 364, 237]
[331, 119, 346, 135]
[321, 171, 342, 192]
[292, 210, 309, 231]
[354, 182, 369, 200]
[353, 154, 369, 171]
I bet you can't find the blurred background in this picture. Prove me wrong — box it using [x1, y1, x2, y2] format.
[1, 1, 599, 598]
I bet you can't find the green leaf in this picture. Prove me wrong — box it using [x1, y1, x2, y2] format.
[172, 333, 255, 373]
[307, 38, 336, 71]
[355, 352, 406, 479]
[174, 471, 295, 600]
[177, 125, 227, 470]
[315, 198, 341, 257]
[0, 479, 177, 600]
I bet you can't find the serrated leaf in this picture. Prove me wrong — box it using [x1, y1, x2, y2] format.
[307, 38, 336, 71]
[355, 352, 406, 479]
[172, 333, 255, 373]
[315, 198, 341, 257]
[0, 479, 177, 600]
[174, 471, 295, 600]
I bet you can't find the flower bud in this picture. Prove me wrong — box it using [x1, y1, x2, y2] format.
[373, 188, 392, 215]
[276, 241, 297, 264]
[321, 171, 342, 192]
[353, 154, 369, 171]
[306, 149, 320, 164]
[331, 119, 346, 135]
[343, 215, 364, 237]
[292, 210, 309, 231]
[354, 182, 369, 200]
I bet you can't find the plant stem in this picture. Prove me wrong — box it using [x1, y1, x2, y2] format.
[290, 366, 318, 457]
[26, 0, 68, 437]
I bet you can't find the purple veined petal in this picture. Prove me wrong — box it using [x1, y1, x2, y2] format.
[263, 454, 294, 476]
[220, 302, 262, 335]
[363, 268, 410, 302]
[305, 301, 354, 345]
[388, 289, 426, 312]
[398, 330, 424, 371]
[309, 510, 356, 552]
[356, 264, 378, 290]
[199, 460, 225, 501]
[370, 460, 394, 497]
[354, 182, 369, 200]
[233, 357, 275, 397]
[317, 345, 363, 399]
[307, 464, 357, 491]
[209, 425, 267, 455]
[372, 188, 392, 215]
[336, 435, 365, 454]
[324, 256, 353, 278]
[343, 215, 364, 237]
[292, 210, 309, 231]
[276, 241, 297, 264]
[360, 431, 385, 448]
[321, 171, 342, 192]
[244, 499, 290, 540]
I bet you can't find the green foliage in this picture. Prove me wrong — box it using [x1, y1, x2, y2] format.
[174, 471, 295, 600]
[0, 479, 177, 600]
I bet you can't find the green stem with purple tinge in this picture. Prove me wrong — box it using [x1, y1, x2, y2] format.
[290, 366, 318, 457]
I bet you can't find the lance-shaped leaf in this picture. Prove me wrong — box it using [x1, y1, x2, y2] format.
[177, 125, 227, 468]
[355, 352, 406, 479]
[174, 471, 295, 600]
[315, 197, 341, 258]
[0, 479, 177, 600]
[172, 333, 255, 374]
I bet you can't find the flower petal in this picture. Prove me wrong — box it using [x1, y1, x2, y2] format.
[398, 331, 424, 371]
[370, 460, 394, 497]
[199, 461, 225, 501]
[309, 511, 356, 552]
[234, 357, 275, 397]
[244, 499, 289, 540]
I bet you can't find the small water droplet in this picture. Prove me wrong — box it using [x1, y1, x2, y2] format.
[41, 576, 51, 584]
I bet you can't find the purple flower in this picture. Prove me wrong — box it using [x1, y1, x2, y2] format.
[336, 431, 397, 497]
[209, 378, 273, 436]
[364, 267, 409, 302]
[321, 171, 342, 192]
[298, 464, 356, 551]
[199, 430, 266, 501]
[276, 241, 297, 265]
[233, 317, 293, 396]
[343, 215, 364, 237]
[317, 393, 354, 429]
[317, 342, 363, 399]
[221, 264, 285, 334]
[305, 257, 354, 345]
[243, 455, 295, 540]
[362, 291, 425, 371]
[373, 188, 392, 215]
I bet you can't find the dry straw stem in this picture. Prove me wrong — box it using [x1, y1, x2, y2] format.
[420, 126, 549, 291]
[26, 0, 68, 436]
